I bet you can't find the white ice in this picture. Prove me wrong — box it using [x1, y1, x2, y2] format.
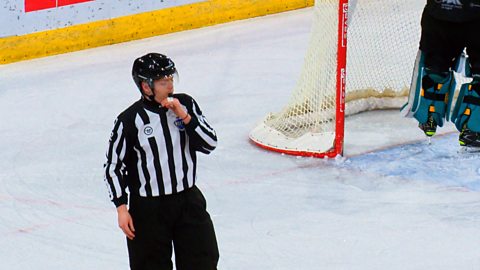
[1, 7, 479, 270]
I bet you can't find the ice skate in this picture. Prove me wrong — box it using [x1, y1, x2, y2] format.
[418, 113, 437, 137]
[459, 125, 480, 149]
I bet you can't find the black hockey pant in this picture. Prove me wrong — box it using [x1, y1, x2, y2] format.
[420, 10, 480, 75]
[127, 186, 219, 270]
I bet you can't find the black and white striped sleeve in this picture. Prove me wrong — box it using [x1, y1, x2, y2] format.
[184, 98, 217, 154]
[104, 118, 128, 207]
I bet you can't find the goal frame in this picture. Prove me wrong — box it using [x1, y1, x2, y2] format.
[250, 0, 349, 158]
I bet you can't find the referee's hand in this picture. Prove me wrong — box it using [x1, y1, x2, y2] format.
[117, 204, 135, 240]
[161, 97, 191, 123]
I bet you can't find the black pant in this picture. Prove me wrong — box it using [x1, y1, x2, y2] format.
[127, 186, 219, 270]
[419, 9, 480, 75]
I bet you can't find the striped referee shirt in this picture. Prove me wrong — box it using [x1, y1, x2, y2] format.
[104, 94, 217, 207]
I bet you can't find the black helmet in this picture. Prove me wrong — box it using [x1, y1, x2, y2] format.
[132, 53, 177, 92]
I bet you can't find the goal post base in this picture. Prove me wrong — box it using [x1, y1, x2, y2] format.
[249, 121, 339, 158]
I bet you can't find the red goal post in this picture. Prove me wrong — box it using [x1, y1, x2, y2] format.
[334, 0, 349, 157]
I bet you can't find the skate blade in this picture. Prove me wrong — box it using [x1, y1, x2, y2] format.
[458, 146, 480, 154]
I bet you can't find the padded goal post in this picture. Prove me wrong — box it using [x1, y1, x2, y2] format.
[249, 0, 424, 157]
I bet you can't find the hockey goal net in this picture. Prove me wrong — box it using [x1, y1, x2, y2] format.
[249, 0, 425, 157]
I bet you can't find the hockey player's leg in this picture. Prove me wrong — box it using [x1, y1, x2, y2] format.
[416, 69, 455, 136]
[454, 15, 480, 148]
[451, 75, 480, 147]
[401, 50, 457, 137]
[407, 10, 466, 137]
[455, 13, 480, 148]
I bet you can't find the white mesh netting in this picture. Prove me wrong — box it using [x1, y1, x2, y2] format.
[250, 0, 425, 155]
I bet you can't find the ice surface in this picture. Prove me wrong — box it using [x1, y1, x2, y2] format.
[0, 8, 479, 270]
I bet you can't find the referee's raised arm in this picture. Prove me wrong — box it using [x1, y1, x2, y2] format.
[183, 96, 218, 154]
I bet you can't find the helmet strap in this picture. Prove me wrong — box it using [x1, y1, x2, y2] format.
[141, 79, 161, 105]
[147, 79, 156, 100]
